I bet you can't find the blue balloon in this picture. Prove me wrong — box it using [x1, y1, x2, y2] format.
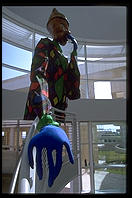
[28, 125, 74, 187]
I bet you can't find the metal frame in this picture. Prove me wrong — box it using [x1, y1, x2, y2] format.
[79, 120, 126, 194]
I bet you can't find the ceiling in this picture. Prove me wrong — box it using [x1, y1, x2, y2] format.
[4, 6, 126, 42]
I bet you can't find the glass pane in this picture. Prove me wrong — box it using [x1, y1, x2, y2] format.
[94, 81, 112, 99]
[81, 144, 89, 168]
[111, 81, 126, 99]
[86, 45, 126, 57]
[21, 131, 27, 139]
[78, 61, 86, 75]
[61, 42, 73, 59]
[80, 122, 88, 144]
[77, 44, 84, 59]
[80, 79, 88, 98]
[86, 43, 126, 100]
[78, 61, 87, 99]
[2, 41, 32, 71]
[94, 167, 126, 193]
[92, 121, 126, 193]
[92, 122, 126, 147]
[2, 18, 33, 50]
[93, 144, 126, 166]
[80, 122, 91, 193]
[2, 66, 27, 81]
[81, 144, 91, 193]
[2, 128, 10, 147]
[87, 61, 126, 81]
[35, 33, 47, 47]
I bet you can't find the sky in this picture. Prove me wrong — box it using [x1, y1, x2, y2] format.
[2, 41, 32, 80]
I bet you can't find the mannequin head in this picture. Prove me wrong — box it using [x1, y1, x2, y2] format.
[47, 8, 70, 45]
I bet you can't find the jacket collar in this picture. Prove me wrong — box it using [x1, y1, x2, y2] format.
[52, 39, 63, 53]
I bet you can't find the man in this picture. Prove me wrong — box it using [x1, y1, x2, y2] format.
[24, 8, 80, 122]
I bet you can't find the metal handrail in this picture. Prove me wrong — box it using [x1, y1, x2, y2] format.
[9, 116, 39, 193]
[9, 152, 22, 193]
[18, 116, 39, 193]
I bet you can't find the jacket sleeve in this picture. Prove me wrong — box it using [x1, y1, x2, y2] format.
[31, 38, 49, 73]
[65, 50, 80, 100]
[23, 39, 50, 120]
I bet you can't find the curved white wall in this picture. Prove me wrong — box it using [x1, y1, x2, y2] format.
[2, 89, 126, 121]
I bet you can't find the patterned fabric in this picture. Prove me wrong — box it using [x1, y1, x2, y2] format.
[65, 51, 80, 99]
[24, 38, 80, 120]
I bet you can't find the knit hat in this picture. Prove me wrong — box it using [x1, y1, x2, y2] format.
[47, 8, 69, 31]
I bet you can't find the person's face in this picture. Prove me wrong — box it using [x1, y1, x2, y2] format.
[48, 18, 70, 46]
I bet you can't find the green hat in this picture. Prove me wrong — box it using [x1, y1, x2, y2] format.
[37, 113, 59, 131]
[47, 8, 69, 31]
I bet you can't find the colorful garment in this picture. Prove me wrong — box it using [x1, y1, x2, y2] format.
[24, 38, 80, 120]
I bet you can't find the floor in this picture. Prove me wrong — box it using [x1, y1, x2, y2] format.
[2, 174, 18, 193]
[2, 174, 12, 193]
[61, 169, 126, 194]
[82, 169, 126, 193]
[2, 169, 126, 193]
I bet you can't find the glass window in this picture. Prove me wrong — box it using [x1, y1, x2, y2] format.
[77, 44, 84, 59]
[94, 167, 126, 193]
[85, 43, 126, 99]
[87, 61, 126, 80]
[92, 121, 126, 193]
[94, 81, 112, 99]
[86, 45, 125, 57]
[2, 41, 32, 71]
[78, 61, 88, 98]
[2, 66, 27, 81]
[81, 144, 91, 193]
[2, 18, 33, 50]
[61, 42, 73, 58]
[111, 81, 126, 99]
[2, 17, 126, 99]
[22, 131, 27, 139]
[35, 33, 47, 47]
[80, 122, 91, 193]
[78, 61, 86, 75]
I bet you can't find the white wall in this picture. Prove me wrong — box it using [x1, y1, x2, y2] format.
[2, 150, 18, 173]
[2, 89, 126, 121]
[67, 98, 126, 121]
[2, 89, 28, 120]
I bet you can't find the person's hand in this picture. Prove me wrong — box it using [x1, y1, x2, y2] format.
[28, 125, 74, 187]
[67, 33, 78, 51]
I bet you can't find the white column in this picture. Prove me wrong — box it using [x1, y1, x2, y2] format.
[88, 80, 95, 99]
[9, 127, 15, 151]
[120, 123, 126, 148]
[70, 176, 80, 193]
[84, 44, 89, 99]
[88, 121, 95, 193]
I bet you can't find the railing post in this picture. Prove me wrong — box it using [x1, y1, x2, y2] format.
[70, 116, 81, 193]
[84, 43, 89, 99]
[88, 121, 95, 193]
[17, 120, 20, 156]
